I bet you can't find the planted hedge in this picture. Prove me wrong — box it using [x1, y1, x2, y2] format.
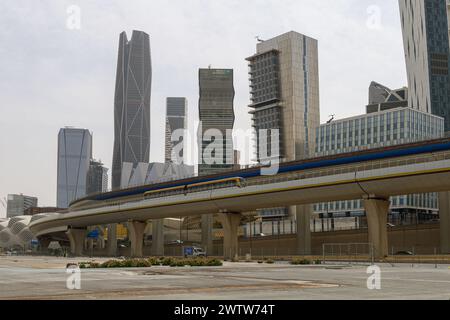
[78, 257, 222, 269]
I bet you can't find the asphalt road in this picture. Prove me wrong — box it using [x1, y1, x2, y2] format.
[0, 256, 449, 300]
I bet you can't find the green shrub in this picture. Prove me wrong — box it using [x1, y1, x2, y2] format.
[314, 259, 322, 265]
[265, 259, 274, 264]
[161, 257, 175, 266]
[148, 257, 160, 266]
[79, 257, 222, 268]
[291, 258, 312, 265]
[89, 262, 101, 268]
[206, 259, 222, 266]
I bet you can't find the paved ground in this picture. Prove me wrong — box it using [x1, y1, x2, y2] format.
[0, 256, 449, 300]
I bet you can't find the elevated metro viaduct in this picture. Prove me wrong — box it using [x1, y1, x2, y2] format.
[29, 137, 450, 260]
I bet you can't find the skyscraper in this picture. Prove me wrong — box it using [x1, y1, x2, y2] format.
[447, 0, 450, 46]
[112, 30, 152, 189]
[246, 31, 320, 219]
[86, 159, 108, 195]
[198, 68, 235, 176]
[57, 128, 92, 208]
[247, 31, 320, 164]
[6, 194, 38, 218]
[165, 97, 187, 163]
[399, 0, 450, 130]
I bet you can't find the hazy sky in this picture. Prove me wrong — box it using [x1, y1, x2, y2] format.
[0, 0, 407, 218]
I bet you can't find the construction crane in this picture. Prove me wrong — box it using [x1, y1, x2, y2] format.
[327, 115, 335, 124]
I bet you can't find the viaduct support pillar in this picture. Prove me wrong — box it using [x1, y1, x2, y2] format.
[296, 205, 312, 255]
[439, 192, 450, 254]
[363, 197, 390, 259]
[128, 221, 146, 258]
[201, 214, 214, 256]
[66, 228, 87, 256]
[218, 213, 242, 260]
[106, 224, 117, 256]
[151, 219, 165, 256]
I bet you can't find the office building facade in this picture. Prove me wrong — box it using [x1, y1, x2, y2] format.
[399, 0, 450, 130]
[197, 68, 235, 176]
[112, 30, 152, 189]
[165, 97, 187, 163]
[246, 31, 320, 218]
[57, 128, 92, 208]
[86, 159, 108, 195]
[313, 107, 444, 220]
[6, 194, 38, 218]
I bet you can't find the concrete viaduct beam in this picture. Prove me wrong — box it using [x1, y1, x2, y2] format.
[296, 204, 312, 255]
[201, 214, 214, 256]
[66, 228, 87, 256]
[439, 191, 450, 254]
[106, 224, 117, 257]
[151, 219, 164, 256]
[128, 221, 146, 258]
[363, 197, 390, 259]
[218, 213, 243, 260]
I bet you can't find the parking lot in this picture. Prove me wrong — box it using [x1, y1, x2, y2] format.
[0, 256, 449, 300]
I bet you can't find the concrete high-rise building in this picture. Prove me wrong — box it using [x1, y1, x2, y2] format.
[247, 31, 320, 164]
[246, 31, 320, 255]
[57, 128, 92, 208]
[165, 97, 187, 163]
[6, 194, 38, 218]
[112, 30, 152, 190]
[246, 31, 320, 220]
[399, 0, 450, 130]
[86, 159, 108, 195]
[197, 68, 235, 176]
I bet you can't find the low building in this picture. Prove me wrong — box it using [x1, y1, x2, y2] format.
[6, 194, 38, 218]
[86, 159, 109, 195]
[314, 106, 444, 225]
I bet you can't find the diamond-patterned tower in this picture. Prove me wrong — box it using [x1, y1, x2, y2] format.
[112, 30, 152, 189]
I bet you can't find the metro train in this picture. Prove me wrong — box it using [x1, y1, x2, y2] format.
[70, 137, 450, 207]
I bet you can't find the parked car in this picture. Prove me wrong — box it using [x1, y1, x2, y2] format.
[183, 246, 206, 257]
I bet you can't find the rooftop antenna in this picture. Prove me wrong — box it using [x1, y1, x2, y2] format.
[327, 115, 335, 124]
[255, 36, 264, 43]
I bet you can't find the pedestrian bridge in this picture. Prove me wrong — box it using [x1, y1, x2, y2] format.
[26, 138, 450, 259]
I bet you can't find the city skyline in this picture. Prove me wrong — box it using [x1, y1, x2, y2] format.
[0, 1, 408, 218]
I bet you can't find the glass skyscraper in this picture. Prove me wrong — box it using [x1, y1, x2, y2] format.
[165, 97, 187, 163]
[197, 68, 235, 176]
[112, 30, 152, 189]
[57, 127, 92, 208]
[399, 0, 450, 130]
